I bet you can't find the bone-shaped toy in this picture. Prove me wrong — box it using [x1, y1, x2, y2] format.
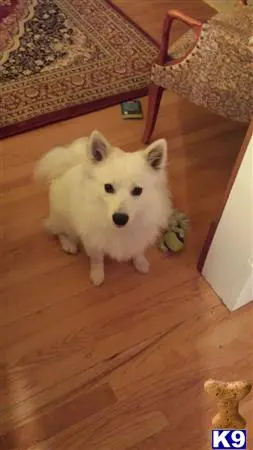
[205, 379, 252, 429]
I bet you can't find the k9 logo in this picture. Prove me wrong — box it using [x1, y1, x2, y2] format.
[212, 430, 247, 449]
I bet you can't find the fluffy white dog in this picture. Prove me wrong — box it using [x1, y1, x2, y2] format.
[34, 131, 172, 285]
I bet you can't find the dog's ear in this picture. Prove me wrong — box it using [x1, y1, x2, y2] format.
[88, 130, 111, 162]
[144, 139, 167, 170]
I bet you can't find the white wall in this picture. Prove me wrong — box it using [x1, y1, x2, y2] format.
[202, 135, 253, 311]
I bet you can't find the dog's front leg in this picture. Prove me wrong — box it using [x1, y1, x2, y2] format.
[89, 251, 104, 286]
[133, 253, 150, 274]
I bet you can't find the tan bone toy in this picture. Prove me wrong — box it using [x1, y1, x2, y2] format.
[204, 379, 252, 429]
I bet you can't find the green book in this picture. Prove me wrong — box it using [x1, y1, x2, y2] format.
[120, 100, 143, 119]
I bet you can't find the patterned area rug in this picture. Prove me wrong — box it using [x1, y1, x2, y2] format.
[0, 0, 158, 138]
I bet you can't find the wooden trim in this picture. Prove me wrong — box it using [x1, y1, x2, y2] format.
[157, 10, 202, 66]
[167, 9, 202, 28]
[198, 121, 253, 272]
[143, 9, 203, 143]
[142, 84, 164, 144]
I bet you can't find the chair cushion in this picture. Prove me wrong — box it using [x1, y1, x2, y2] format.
[152, 5, 253, 123]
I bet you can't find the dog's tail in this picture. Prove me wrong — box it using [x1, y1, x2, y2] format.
[34, 145, 85, 184]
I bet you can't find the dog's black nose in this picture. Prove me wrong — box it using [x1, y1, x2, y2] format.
[112, 213, 129, 227]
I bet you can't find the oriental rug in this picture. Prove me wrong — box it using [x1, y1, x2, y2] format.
[0, 0, 158, 138]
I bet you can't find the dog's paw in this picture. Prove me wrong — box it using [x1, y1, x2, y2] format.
[90, 268, 104, 286]
[59, 235, 78, 255]
[133, 255, 150, 274]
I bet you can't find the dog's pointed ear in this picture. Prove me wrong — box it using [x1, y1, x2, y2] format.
[144, 139, 167, 170]
[88, 130, 111, 162]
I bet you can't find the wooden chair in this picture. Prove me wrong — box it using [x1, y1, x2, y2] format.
[143, 0, 253, 143]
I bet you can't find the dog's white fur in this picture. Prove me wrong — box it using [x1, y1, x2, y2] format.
[34, 131, 172, 285]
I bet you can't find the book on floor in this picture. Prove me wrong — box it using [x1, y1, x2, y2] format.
[120, 100, 143, 119]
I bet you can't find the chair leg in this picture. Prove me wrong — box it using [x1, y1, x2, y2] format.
[143, 83, 164, 144]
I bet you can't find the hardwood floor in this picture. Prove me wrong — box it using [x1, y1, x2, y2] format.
[0, 1, 252, 449]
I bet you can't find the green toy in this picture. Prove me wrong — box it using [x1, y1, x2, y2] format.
[159, 210, 188, 253]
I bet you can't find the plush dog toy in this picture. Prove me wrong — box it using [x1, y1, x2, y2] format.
[205, 379, 252, 429]
[159, 210, 188, 253]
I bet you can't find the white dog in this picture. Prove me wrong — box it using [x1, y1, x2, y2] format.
[34, 131, 172, 285]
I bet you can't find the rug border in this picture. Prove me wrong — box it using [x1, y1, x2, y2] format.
[105, 0, 158, 47]
[0, 87, 148, 139]
[0, 0, 158, 140]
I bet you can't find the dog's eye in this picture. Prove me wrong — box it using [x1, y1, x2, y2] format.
[131, 186, 143, 196]
[104, 183, 115, 194]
